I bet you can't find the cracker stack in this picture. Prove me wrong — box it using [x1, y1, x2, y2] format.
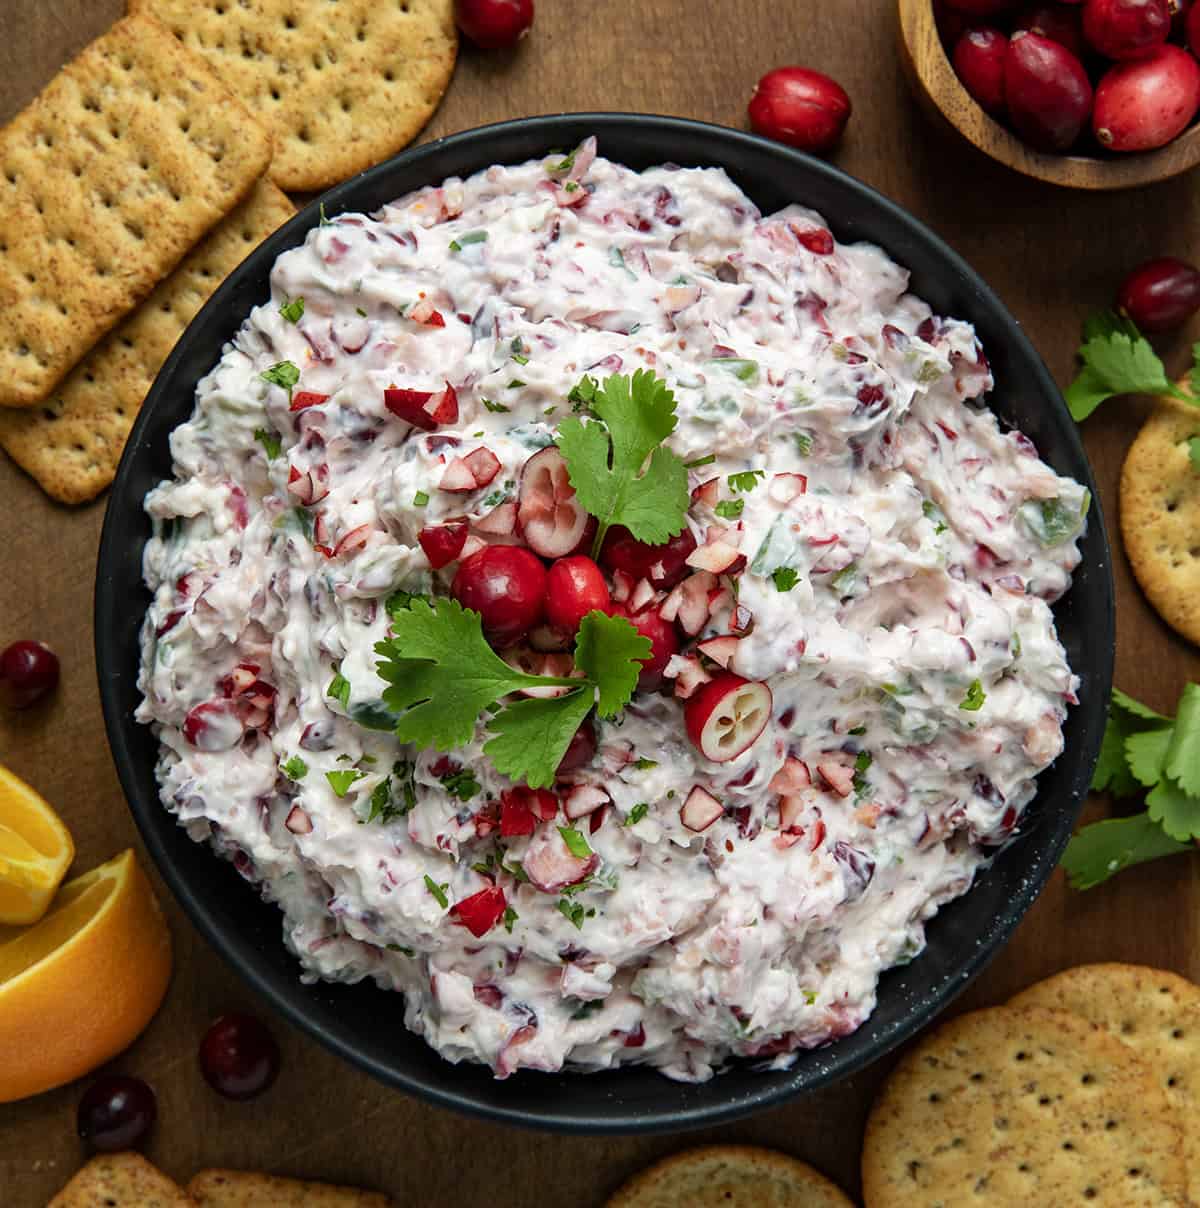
[0, 14, 272, 410]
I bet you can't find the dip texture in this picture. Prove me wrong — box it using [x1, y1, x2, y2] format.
[137, 141, 1086, 1082]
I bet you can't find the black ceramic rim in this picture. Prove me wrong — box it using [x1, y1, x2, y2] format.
[96, 113, 1114, 1134]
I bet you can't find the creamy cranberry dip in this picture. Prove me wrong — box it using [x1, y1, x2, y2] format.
[137, 139, 1087, 1082]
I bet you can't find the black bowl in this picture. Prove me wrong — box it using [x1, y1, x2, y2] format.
[96, 113, 1114, 1134]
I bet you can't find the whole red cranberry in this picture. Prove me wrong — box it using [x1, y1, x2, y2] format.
[748, 67, 852, 155]
[452, 545, 547, 648]
[544, 556, 611, 635]
[1082, 0, 1171, 61]
[1004, 31, 1093, 152]
[0, 639, 60, 708]
[599, 527, 697, 591]
[455, 0, 533, 49]
[953, 28, 1009, 117]
[612, 606, 679, 691]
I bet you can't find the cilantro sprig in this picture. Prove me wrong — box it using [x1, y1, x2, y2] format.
[1066, 311, 1200, 422]
[555, 370, 690, 557]
[1063, 685, 1200, 890]
[374, 598, 650, 788]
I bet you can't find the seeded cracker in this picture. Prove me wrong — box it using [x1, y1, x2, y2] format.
[0, 179, 295, 503]
[1120, 396, 1200, 646]
[861, 1005, 1187, 1206]
[605, 1145, 854, 1208]
[48, 1153, 192, 1208]
[188, 1168, 391, 1207]
[0, 15, 273, 409]
[1010, 964, 1200, 1204]
[128, 0, 457, 192]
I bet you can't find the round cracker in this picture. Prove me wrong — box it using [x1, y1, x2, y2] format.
[605, 1145, 853, 1208]
[1121, 397, 1200, 646]
[130, 0, 458, 192]
[1011, 963, 1200, 1204]
[862, 1005, 1187, 1206]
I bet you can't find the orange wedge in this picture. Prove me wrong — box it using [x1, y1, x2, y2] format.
[0, 848, 172, 1103]
[0, 763, 75, 925]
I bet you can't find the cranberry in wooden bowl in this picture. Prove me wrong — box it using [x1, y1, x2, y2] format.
[900, 0, 1200, 189]
[97, 114, 1112, 1133]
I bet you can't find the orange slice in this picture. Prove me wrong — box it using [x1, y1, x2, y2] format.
[0, 763, 74, 925]
[0, 848, 172, 1103]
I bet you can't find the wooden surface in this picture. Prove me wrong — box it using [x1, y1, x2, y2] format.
[897, 0, 1200, 191]
[2, 2, 1200, 1205]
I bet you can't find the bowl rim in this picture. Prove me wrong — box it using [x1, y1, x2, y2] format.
[96, 111, 1114, 1134]
[896, 0, 1200, 191]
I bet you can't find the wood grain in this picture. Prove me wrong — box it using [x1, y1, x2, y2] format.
[897, 0, 1200, 191]
[2, 1, 1200, 1205]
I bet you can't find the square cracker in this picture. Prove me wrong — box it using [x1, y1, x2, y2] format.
[48, 1152, 192, 1208]
[0, 13, 273, 408]
[187, 1168, 391, 1206]
[0, 178, 295, 504]
[129, 0, 456, 192]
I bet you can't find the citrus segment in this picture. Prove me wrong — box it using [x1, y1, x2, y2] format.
[0, 848, 172, 1103]
[0, 763, 74, 925]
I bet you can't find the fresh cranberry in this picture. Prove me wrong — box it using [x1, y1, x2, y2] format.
[1082, 0, 1170, 60]
[953, 28, 1009, 117]
[199, 1013, 280, 1100]
[418, 520, 469, 570]
[556, 719, 597, 776]
[1004, 32, 1093, 151]
[747, 67, 852, 155]
[0, 639, 60, 708]
[455, 0, 533, 48]
[613, 605, 678, 691]
[544, 557, 611, 635]
[1094, 46, 1200, 151]
[450, 885, 507, 937]
[452, 546, 547, 648]
[1118, 257, 1200, 330]
[599, 527, 697, 590]
[1014, 4, 1085, 58]
[77, 1075, 157, 1151]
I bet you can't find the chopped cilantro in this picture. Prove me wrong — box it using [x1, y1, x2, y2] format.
[356, 306, 367, 318]
[558, 825, 593, 859]
[366, 760, 417, 823]
[413, 490, 430, 507]
[960, 680, 986, 712]
[439, 767, 481, 801]
[279, 297, 305, 323]
[728, 469, 765, 493]
[922, 499, 948, 535]
[424, 875, 449, 909]
[281, 755, 308, 780]
[625, 802, 650, 826]
[319, 201, 332, 226]
[633, 757, 658, 770]
[557, 898, 586, 929]
[512, 352, 529, 365]
[253, 427, 282, 460]
[508, 379, 526, 389]
[327, 670, 351, 709]
[326, 768, 365, 798]
[482, 398, 510, 413]
[685, 454, 717, 468]
[503, 905, 519, 933]
[830, 563, 858, 595]
[715, 499, 744, 520]
[772, 567, 799, 592]
[793, 432, 813, 457]
[260, 360, 300, 399]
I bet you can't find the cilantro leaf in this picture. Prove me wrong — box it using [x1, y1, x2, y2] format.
[1062, 812, 1191, 890]
[327, 671, 351, 710]
[1112, 687, 1170, 723]
[1126, 726, 1173, 788]
[253, 427, 282, 460]
[375, 597, 578, 751]
[772, 566, 799, 592]
[555, 370, 689, 553]
[557, 898, 586, 929]
[1147, 776, 1200, 841]
[261, 361, 301, 398]
[279, 297, 305, 323]
[503, 905, 519, 933]
[439, 767, 481, 801]
[728, 470, 765, 493]
[960, 680, 986, 712]
[715, 499, 744, 520]
[483, 689, 594, 789]
[625, 802, 650, 826]
[281, 755, 308, 780]
[1091, 710, 1140, 797]
[558, 825, 593, 859]
[573, 611, 649, 718]
[366, 761, 417, 824]
[1165, 683, 1200, 796]
[326, 769, 365, 798]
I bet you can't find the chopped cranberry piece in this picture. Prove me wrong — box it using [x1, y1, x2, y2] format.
[451, 885, 508, 937]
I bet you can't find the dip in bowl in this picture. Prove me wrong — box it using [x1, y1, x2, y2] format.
[97, 113, 1113, 1133]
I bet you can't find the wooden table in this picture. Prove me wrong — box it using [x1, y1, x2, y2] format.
[3, 2, 1199, 1204]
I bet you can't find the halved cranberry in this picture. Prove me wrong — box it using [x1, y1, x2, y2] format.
[544, 556, 611, 635]
[522, 822, 597, 892]
[383, 382, 458, 430]
[684, 674, 772, 763]
[182, 700, 243, 751]
[599, 526, 697, 590]
[452, 546, 547, 647]
[612, 605, 678, 690]
[518, 447, 590, 557]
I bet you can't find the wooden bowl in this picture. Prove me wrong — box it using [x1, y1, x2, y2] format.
[897, 0, 1200, 190]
